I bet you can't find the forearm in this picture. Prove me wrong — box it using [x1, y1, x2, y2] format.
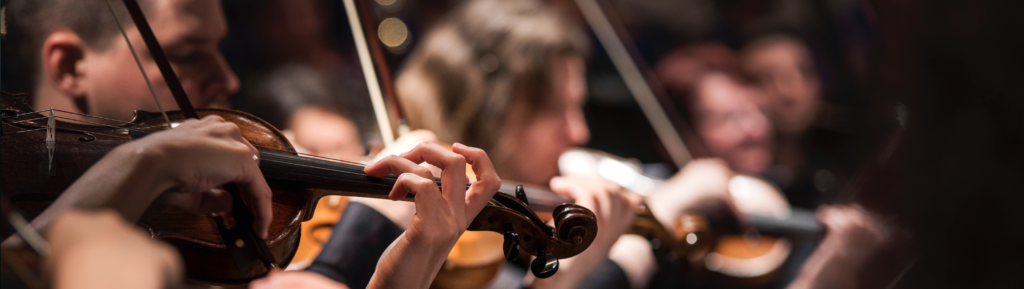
[62, 143, 171, 221]
[367, 232, 453, 289]
[307, 202, 405, 288]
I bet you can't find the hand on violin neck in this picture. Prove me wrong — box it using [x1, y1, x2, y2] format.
[352, 130, 441, 228]
[363, 142, 500, 289]
[549, 176, 640, 248]
[647, 158, 739, 235]
[789, 205, 894, 289]
[363, 142, 501, 245]
[531, 176, 640, 289]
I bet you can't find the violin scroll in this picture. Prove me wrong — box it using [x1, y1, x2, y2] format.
[468, 188, 597, 278]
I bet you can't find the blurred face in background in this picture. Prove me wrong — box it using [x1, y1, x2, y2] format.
[742, 35, 821, 135]
[286, 107, 365, 162]
[506, 55, 591, 185]
[693, 73, 773, 174]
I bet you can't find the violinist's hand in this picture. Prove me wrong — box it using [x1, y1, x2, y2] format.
[355, 129, 440, 228]
[143, 115, 273, 238]
[250, 271, 350, 289]
[529, 176, 641, 289]
[363, 142, 501, 289]
[49, 209, 184, 289]
[589, 159, 737, 289]
[16, 115, 274, 242]
[550, 176, 641, 249]
[788, 205, 893, 289]
[647, 159, 739, 235]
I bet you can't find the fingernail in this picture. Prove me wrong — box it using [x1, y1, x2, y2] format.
[453, 142, 464, 148]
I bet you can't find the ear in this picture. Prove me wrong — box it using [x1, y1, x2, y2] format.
[40, 31, 89, 99]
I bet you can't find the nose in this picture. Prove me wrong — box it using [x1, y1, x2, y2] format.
[216, 55, 241, 97]
[566, 108, 590, 145]
[738, 108, 770, 141]
[203, 54, 240, 104]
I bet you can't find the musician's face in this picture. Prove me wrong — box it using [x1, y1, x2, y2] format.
[693, 73, 773, 174]
[83, 0, 238, 121]
[507, 55, 590, 185]
[742, 37, 820, 135]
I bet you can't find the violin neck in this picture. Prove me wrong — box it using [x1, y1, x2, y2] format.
[257, 151, 576, 212]
[258, 151, 412, 201]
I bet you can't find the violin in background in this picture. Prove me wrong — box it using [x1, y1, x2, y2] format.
[560, 148, 822, 285]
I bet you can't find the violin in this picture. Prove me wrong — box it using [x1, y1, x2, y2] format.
[0, 92, 597, 285]
[560, 148, 822, 285]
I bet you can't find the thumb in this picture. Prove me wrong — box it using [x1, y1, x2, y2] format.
[549, 177, 576, 199]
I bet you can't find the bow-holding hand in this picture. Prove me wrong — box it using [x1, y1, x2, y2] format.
[3, 115, 275, 244]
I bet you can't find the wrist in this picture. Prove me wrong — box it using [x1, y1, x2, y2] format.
[109, 142, 175, 212]
[403, 229, 459, 262]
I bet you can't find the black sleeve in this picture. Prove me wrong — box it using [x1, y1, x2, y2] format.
[575, 259, 632, 289]
[306, 202, 404, 289]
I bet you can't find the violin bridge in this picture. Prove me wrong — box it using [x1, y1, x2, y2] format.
[46, 108, 56, 175]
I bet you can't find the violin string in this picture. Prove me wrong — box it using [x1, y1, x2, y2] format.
[0, 127, 155, 152]
[3, 121, 383, 180]
[2, 118, 382, 179]
[3, 109, 170, 132]
[2, 122, 140, 144]
[2, 110, 472, 186]
[0, 110, 54, 119]
[8, 109, 354, 162]
[50, 115, 165, 132]
[6, 115, 171, 142]
[1, 116, 50, 125]
[50, 109, 170, 131]
[0, 126, 48, 135]
[7, 109, 371, 166]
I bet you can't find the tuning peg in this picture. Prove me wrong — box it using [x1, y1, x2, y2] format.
[531, 246, 559, 278]
[515, 185, 529, 206]
[503, 230, 520, 262]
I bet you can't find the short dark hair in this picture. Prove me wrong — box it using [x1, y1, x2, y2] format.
[5, 0, 153, 89]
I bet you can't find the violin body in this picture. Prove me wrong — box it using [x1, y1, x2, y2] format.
[1, 92, 305, 284]
[0, 92, 598, 285]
